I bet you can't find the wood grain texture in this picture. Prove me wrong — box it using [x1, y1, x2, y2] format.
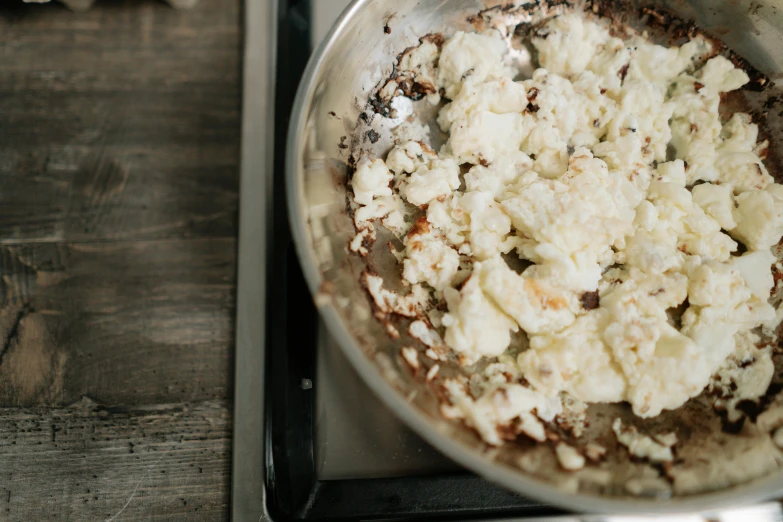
[0, 0, 240, 243]
[0, 399, 230, 521]
[0, 238, 236, 407]
[0, 0, 241, 519]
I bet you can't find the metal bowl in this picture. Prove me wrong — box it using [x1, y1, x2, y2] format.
[287, 0, 783, 513]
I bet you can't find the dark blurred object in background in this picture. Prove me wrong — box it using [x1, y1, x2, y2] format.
[23, 0, 198, 12]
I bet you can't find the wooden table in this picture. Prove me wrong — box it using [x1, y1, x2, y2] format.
[0, 1, 239, 519]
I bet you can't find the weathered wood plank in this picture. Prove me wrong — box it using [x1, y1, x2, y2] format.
[0, 0, 242, 517]
[0, 399, 230, 521]
[0, 0, 240, 243]
[0, 238, 236, 408]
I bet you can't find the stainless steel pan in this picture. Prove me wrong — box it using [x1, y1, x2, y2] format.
[286, 0, 783, 513]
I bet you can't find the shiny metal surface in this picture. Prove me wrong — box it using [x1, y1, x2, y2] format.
[514, 500, 783, 521]
[310, 0, 458, 483]
[232, 0, 277, 520]
[287, 0, 783, 513]
[315, 317, 460, 479]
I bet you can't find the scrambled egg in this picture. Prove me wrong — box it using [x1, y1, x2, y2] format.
[350, 11, 783, 445]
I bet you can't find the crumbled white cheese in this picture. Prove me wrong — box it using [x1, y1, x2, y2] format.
[437, 30, 513, 99]
[645, 180, 738, 262]
[691, 183, 737, 230]
[733, 250, 776, 298]
[401, 347, 420, 370]
[584, 443, 607, 462]
[426, 364, 440, 382]
[654, 160, 686, 186]
[362, 272, 430, 318]
[442, 273, 518, 365]
[447, 110, 528, 165]
[602, 272, 714, 417]
[478, 256, 576, 334]
[426, 191, 519, 261]
[409, 320, 443, 348]
[698, 55, 750, 94]
[519, 311, 628, 403]
[555, 443, 586, 471]
[386, 140, 437, 176]
[712, 330, 774, 422]
[350, 227, 373, 256]
[352, 157, 392, 205]
[351, 12, 783, 438]
[716, 113, 772, 194]
[460, 191, 515, 260]
[397, 39, 439, 98]
[613, 419, 677, 462]
[556, 394, 588, 438]
[500, 147, 638, 290]
[731, 185, 783, 251]
[403, 156, 461, 207]
[464, 151, 533, 197]
[353, 195, 406, 230]
[437, 77, 529, 131]
[403, 228, 461, 292]
[443, 378, 562, 445]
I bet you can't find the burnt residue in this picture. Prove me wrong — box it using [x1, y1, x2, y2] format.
[328, 111, 337, 117]
[617, 63, 629, 81]
[367, 33, 445, 117]
[408, 216, 431, 238]
[763, 94, 783, 112]
[344, 161, 357, 219]
[421, 33, 445, 49]
[641, 135, 652, 155]
[383, 11, 396, 35]
[653, 461, 677, 484]
[365, 129, 380, 144]
[639, 6, 708, 46]
[667, 298, 689, 330]
[719, 414, 746, 434]
[600, 3, 771, 94]
[736, 382, 783, 422]
[418, 141, 436, 155]
[526, 87, 540, 113]
[773, 264, 783, 287]
[580, 290, 600, 310]
[468, 3, 527, 31]
[397, 77, 437, 101]
[369, 95, 394, 118]
[471, 0, 575, 32]
[338, 136, 348, 149]
[758, 142, 770, 160]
